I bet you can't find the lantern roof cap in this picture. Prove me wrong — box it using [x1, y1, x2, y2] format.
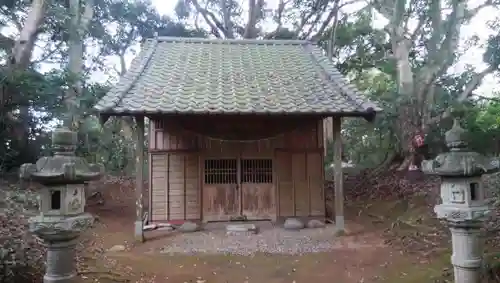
[445, 118, 468, 150]
[422, 119, 499, 177]
[20, 127, 103, 185]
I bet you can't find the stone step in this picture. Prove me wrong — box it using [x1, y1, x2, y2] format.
[225, 223, 259, 235]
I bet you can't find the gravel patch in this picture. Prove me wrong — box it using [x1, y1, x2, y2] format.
[160, 226, 379, 256]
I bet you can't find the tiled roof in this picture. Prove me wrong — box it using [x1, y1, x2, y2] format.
[94, 37, 381, 116]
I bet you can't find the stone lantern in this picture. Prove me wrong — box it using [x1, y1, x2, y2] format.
[422, 119, 499, 283]
[20, 126, 103, 283]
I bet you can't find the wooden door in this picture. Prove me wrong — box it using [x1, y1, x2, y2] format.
[240, 159, 275, 220]
[202, 159, 239, 221]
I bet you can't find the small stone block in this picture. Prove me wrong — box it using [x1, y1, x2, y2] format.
[134, 221, 144, 242]
[283, 218, 304, 230]
[107, 245, 126, 252]
[306, 219, 326, 229]
[225, 224, 259, 235]
[178, 221, 200, 233]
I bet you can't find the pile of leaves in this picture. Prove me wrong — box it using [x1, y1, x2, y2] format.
[325, 164, 441, 219]
[0, 180, 44, 283]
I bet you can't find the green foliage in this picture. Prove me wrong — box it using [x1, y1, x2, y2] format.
[342, 70, 399, 167]
[0, 0, 206, 174]
[317, 10, 393, 77]
[463, 100, 500, 156]
[484, 34, 500, 67]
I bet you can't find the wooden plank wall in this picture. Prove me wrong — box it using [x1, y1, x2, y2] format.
[275, 151, 324, 218]
[150, 152, 200, 222]
[148, 116, 326, 222]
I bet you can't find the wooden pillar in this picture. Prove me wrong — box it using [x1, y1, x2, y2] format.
[332, 117, 345, 232]
[323, 117, 333, 157]
[134, 116, 145, 242]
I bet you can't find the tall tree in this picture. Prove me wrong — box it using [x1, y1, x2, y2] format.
[370, 0, 500, 168]
[65, 0, 94, 129]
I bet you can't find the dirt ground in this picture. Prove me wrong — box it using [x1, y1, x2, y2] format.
[75, 179, 452, 283]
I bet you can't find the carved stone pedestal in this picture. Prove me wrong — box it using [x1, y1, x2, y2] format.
[43, 238, 78, 283]
[30, 213, 94, 283]
[449, 222, 483, 283]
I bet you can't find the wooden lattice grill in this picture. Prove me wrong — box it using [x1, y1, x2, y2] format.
[241, 159, 273, 183]
[204, 159, 237, 184]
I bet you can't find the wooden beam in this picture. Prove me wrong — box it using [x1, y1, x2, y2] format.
[332, 117, 345, 232]
[135, 116, 145, 242]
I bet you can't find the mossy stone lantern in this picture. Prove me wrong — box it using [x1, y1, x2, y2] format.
[19, 126, 103, 283]
[422, 119, 499, 283]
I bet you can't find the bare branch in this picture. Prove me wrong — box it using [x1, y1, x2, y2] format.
[113, 65, 121, 76]
[31, 42, 64, 64]
[274, 0, 290, 30]
[327, 0, 341, 59]
[409, 15, 426, 41]
[8, 12, 24, 33]
[189, 0, 225, 38]
[418, 0, 492, 90]
[295, 0, 323, 34]
[194, 12, 200, 30]
[302, 12, 325, 39]
[457, 66, 497, 101]
[473, 94, 500, 103]
[369, 0, 395, 20]
[465, 0, 494, 20]
[312, 0, 361, 40]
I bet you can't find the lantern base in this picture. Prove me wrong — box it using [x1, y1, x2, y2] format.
[42, 236, 78, 283]
[29, 213, 94, 283]
[448, 221, 484, 283]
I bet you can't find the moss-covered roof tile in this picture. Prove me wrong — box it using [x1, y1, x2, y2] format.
[94, 37, 381, 117]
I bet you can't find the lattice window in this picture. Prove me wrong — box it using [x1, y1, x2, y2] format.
[204, 159, 237, 184]
[241, 159, 273, 183]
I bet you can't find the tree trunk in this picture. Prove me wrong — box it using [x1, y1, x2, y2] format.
[243, 0, 258, 38]
[10, 0, 48, 70]
[64, 0, 94, 129]
[0, 0, 48, 163]
[395, 97, 422, 169]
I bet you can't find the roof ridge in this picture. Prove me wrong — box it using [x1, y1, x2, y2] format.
[110, 39, 159, 111]
[303, 44, 381, 112]
[155, 36, 312, 45]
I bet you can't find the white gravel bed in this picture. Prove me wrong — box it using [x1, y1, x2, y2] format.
[160, 226, 347, 256]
